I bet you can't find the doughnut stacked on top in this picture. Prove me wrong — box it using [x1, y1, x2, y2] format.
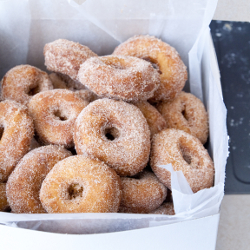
[0, 36, 214, 215]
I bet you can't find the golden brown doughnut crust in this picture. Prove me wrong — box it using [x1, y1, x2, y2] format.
[157, 91, 209, 144]
[133, 101, 166, 138]
[0, 183, 10, 212]
[40, 155, 122, 213]
[0, 100, 34, 182]
[113, 35, 187, 102]
[150, 129, 214, 193]
[28, 89, 88, 148]
[44, 39, 97, 81]
[151, 202, 175, 215]
[74, 99, 151, 176]
[78, 55, 160, 101]
[119, 171, 167, 213]
[6, 145, 72, 213]
[1, 65, 53, 106]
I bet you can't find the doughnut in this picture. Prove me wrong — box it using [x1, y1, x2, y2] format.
[1, 65, 53, 106]
[157, 91, 209, 144]
[44, 39, 97, 81]
[0, 183, 10, 212]
[0, 100, 34, 182]
[150, 129, 214, 193]
[6, 145, 71, 213]
[28, 89, 88, 148]
[119, 171, 167, 213]
[113, 35, 187, 102]
[40, 155, 122, 213]
[78, 55, 160, 101]
[74, 98, 151, 176]
[133, 101, 166, 138]
[151, 202, 175, 215]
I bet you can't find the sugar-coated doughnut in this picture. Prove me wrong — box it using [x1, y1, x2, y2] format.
[0, 183, 10, 212]
[151, 202, 175, 215]
[28, 89, 88, 148]
[0, 100, 34, 182]
[74, 99, 151, 176]
[1, 65, 53, 106]
[44, 39, 97, 81]
[78, 55, 160, 101]
[113, 35, 187, 102]
[119, 171, 167, 213]
[6, 145, 72, 213]
[150, 129, 214, 193]
[157, 92, 209, 144]
[133, 101, 166, 138]
[40, 155, 122, 213]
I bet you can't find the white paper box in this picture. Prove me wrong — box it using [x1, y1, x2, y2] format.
[0, 0, 228, 249]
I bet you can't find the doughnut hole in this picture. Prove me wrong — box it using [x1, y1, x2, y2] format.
[27, 84, 40, 96]
[53, 108, 69, 122]
[142, 57, 162, 74]
[104, 126, 120, 141]
[0, 125, 4, 141]
[67, 183, 84, 200]
[181, 104, 189, 121]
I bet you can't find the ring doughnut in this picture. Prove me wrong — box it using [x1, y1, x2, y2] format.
[151, 202, 175, 215]
[133, 101, 166, 138]
[0, 183, 10, 212]
[0, 100, 34, 182]
[157, 92, 209, 144]
[1, 65, 53, 106]
[78, 55, 160, 101]
[113, 35, 187, 102]
[119, 171, 167, 213]
[40, 155, 122, 213]
[74, 98, 151, 176]
[150, 129, 214, 193]
[44, 39, 97, 81]
[28, 89, 88, 148]
[6, 145, 72, 213]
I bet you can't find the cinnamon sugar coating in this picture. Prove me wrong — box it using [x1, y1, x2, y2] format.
[0, 183, 10, 212]
[44, 39, 97, 81]
[150, 129, 214, 193]
[6, 145, 72, 213]
[0, 100, 34, 182]
[113, 35, 187, 102]
[1, 65, 53, 106]
[157, 91, 209, 144]
[133, 101, 166, 138]
[40, 155, 122, 213]
[74, 99, 151, 176]
[151, 202, 175, 215]
[119, 171, 167, 213]
[28, 89, 88, 148]
[78, 55, 160, 101]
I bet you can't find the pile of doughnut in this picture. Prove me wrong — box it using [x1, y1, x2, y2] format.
[0, 35, 214, 215]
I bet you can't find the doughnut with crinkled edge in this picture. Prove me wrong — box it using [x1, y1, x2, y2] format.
[28, 89, 88, 148]
[44, 39, 97, 81]
[40, 155, 122, 213]
[133, 101, 166, 138]
[150, 129, 214, 193]
[6, 145, 72, 213]
[0, 183, 10, 212]
[119, 171, 167, 213]
[157, 91, 209, 144]
[113, 35, 187, 102]
[1, 65, 53, 106]
[78, 55, 160, 101]
[0, 100, 34, 182]
[151, 202, 175, 215]
[74, 98, 151, 176]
